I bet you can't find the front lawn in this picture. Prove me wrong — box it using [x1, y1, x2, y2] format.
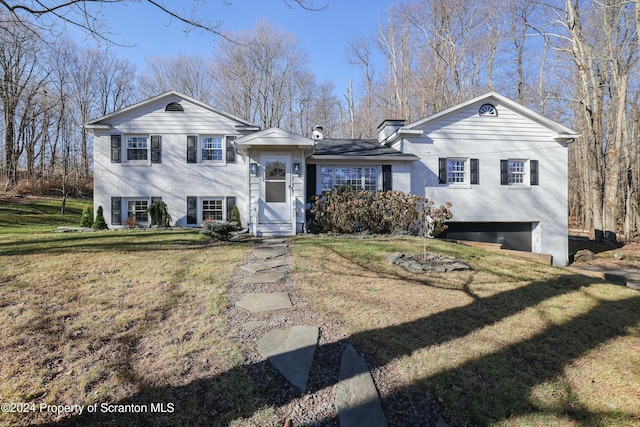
[0, 229, 256, 426]
[292, 236, 640, 426]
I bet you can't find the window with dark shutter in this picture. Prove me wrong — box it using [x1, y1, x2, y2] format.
[111, 197, 122, 225]
[226, 136, 236, 162]
[382, 165, 392, 191]
[151, 135, 161, 163]
[226, 196, 236, 221]
[470, 159, 479, 185]
[187, 136, 197, 163]
[186, 196, 197, 225]
[111, 135, 121, 163]
[151, 197, 162, 204]
[500, 160, 509, 185]
[530, 160, 539, 185]
[438, 158, 447, 184]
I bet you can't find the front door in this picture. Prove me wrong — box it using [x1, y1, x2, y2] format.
[260, 154, 291, 222]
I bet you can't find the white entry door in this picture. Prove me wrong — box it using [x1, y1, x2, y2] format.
[260, 155, 291, 222]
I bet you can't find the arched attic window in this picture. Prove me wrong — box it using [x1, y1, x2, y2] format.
[165, 102, 184, 112]
[479, 103, 497, 116]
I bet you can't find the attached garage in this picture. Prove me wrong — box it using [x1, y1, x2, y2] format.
[444, 222, 535, 252]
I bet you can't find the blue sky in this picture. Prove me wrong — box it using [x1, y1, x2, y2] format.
[74, 0, 393, 95]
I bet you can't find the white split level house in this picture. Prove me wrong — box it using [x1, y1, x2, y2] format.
[85, 91, 578, 266]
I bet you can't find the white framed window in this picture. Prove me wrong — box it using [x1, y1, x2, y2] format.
[439, 158, 479, 186]
[202, 199, 224, 221]
[447, 159, 466, 183]
[501, 159, 538, 186]
[127, 136, 148, 161]
[508, 160, 526, 184]
[320, 166, 378, 191]
[202, 136, 223, 161]
[127, 199, 148, 222]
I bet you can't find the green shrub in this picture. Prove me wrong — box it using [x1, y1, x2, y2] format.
[146, 200, 172, 228]
[92, 206, 108, 230]
[80, 205, 93, 228]
[200, 220, 238, 241]
[230, 205, 242, 229]
[309, 188, 452, 236]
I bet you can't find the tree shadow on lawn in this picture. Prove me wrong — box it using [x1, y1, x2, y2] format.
[27, 272, 640, 426]
[0, 230, 230, 257]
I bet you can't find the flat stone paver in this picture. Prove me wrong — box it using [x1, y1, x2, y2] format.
[242, 260, 288, 274]
[243, 271, 286, 284]
[257, 325, 319, 392]
[336, 344, 388, 427]
[254, 248, 288, 259]
[236, 292, 292, 313]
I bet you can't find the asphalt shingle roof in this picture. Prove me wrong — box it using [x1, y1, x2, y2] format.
[312, 138, 419, 159]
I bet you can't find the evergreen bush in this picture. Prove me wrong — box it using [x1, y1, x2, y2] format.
[93, 206, 108, 230]
[146, 200, 172, 228]
[230, 205, 242, 229]
[80, 206, 93, 228]
[200, 220, 238, 241]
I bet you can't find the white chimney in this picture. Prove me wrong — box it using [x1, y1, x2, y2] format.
[378, 119, 406, 143]
[312, 125, 324, 140]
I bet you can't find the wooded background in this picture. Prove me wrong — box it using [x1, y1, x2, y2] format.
[1, 0, 638, 241]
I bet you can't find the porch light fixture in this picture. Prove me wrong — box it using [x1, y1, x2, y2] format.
[293, 162, 301, 176]
[249, 162, 258, 175]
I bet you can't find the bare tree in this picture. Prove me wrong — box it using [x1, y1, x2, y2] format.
[138, 54, 215, 103]
[0, 15, 48, 185]
[213, 21, 312, 130]
[0, 0, 327, 44]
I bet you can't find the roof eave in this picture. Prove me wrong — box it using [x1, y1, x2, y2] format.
[309, 155, 420, 161]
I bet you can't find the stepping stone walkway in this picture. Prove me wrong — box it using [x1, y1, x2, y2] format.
[231, 237, 390, 426]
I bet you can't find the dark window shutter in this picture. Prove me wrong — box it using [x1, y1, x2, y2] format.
[186, 196, 197, 225]
[151, 135, 161, 163]
[530, 160, 539, 185]
[470, 159, 479, 185]
[306, 164, 317, 201]
[226, 196, 236, 221]
[226, 136, 236, 162]
[151, 196, 162, 204]
[187, 136, 197, 163]
[438, 158, 447, 184]
[111, 135, 121, 163]
[382, 165, 392, 191]
[500, 160, 508, 185]
[111, 197, 122, 225]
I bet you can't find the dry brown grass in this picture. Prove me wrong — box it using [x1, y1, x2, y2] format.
[292, 235, 640, 426]
[0, 229, 256, 426]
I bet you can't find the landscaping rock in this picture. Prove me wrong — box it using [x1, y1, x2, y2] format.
[387, 252, 471, 273]
[574, 249, 596, 263]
